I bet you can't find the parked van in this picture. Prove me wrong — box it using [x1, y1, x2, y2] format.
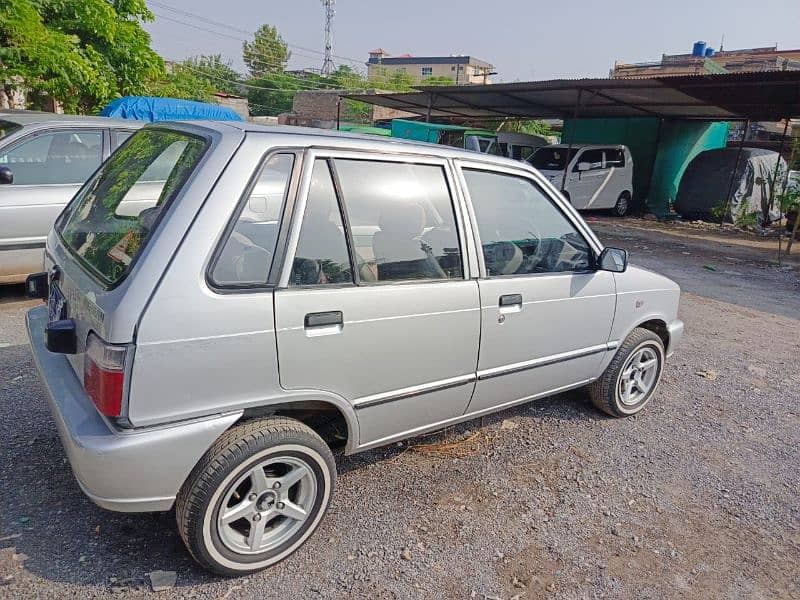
[496, 131, 549, 162]
[27, 123, 682, 575]
[390, 119, 500, 154]
[0, 112, 143, 283]
[528, 144, 633, 216]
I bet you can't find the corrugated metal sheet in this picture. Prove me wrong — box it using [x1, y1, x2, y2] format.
[343, 71, 800, 121]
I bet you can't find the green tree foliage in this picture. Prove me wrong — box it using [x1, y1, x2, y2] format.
[247, 73, 307, 116]
[182, 54, 242, 95]
[147, 63, 215, 102]
[243, 23, 290, 78]
[0, 0, 164, 112]
[419, 76, 455, 86]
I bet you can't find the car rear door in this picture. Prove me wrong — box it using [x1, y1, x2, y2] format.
[456, 160, 617, 414]
[274, 150, 480, 449]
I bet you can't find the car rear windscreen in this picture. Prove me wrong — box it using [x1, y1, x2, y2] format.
[57, 128, 208, 286]
[0, 119, 22, 140]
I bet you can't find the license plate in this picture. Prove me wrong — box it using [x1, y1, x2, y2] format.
[48, 284, 66, 323]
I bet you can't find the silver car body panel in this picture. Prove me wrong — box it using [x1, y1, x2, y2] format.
[0, 114, 143, 282]
[28, 121, 683, 511]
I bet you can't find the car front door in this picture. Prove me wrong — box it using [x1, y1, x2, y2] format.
[0, 127, 103, 279]
[457, 162, 617, 414]
[274, 152, 480, 449]
[568, 148, 609, 210]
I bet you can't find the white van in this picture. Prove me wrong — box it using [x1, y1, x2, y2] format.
[528, 144, 633, 216]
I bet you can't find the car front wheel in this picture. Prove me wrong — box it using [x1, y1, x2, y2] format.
[589, 327, 665, 417]
[176, 417, 336, 576]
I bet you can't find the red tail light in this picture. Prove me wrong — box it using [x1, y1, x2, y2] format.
[84, 333, 127, 417]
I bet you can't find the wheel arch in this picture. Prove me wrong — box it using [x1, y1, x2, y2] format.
[230, 392, 360, 455]
[629, 317, 669, 349]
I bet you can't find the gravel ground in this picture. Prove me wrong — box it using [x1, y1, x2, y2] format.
[1, 223, 798, 599]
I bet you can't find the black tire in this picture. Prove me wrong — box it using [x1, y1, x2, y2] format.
[176, 417, 336, 576]
[611, 192, 631, 217]
[589, 328, 665, 417]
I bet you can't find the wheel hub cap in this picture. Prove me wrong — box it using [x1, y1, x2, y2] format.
[618, 345, 660, 406]
[216, 456, 316, 554]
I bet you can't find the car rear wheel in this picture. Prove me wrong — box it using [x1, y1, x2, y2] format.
[589, 328, 665, 417]
[612, 192, 630, 217]
[176, 417, 336, 576]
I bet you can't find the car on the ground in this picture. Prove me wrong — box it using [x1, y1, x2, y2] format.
[25, 122, 683, 576]
[0, 112, 143, 284]
[528, 143, 634, 216]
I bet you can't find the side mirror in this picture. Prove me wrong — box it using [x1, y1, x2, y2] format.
[597, 247, 627, 273]
[25, 271, 49, 299]
[0, 166, 13, 184]
[577, 162, 591, 172]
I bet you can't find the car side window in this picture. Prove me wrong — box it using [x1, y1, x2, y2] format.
[463, 169, 592, 275]
[333, 158, 463, 282]
[212, 153, 295, 286]
[0, 129, 102, 185]
[573, 149, 604, 172]
[605, 149, 625, 168]
[289, 159, 353, 286]
[112, 130, 135, 151]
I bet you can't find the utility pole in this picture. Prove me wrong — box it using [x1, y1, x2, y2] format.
[321, 0, 336, 75]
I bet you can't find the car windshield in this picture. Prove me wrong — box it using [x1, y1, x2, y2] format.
[0, 119, 22, 140]
[57, 128, 208, 286]
[528, 147, 578, 170]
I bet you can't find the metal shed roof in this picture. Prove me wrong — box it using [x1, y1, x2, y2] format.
[343, 71, 800, 121]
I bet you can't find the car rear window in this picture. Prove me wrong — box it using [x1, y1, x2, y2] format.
[0, 119, 22, 140]
[57, 128, 208, 286]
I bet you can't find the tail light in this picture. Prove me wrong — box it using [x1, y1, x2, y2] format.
[84, 333, 127, 418]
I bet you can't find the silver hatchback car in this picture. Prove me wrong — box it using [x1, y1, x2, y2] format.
[0, 112, 143, 283]
[26, 122, 683, 575]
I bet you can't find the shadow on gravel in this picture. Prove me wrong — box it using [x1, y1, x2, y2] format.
[0, 339, 600, 590]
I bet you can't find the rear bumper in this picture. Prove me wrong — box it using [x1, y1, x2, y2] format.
[26, 305, 242, 512]
[666, 319, 684, 358]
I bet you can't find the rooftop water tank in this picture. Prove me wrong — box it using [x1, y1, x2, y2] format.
[705, 47, 716, 57]
[692, 41, 707, 57]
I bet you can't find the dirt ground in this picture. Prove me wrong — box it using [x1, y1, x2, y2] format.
[0, 219, 798, 599]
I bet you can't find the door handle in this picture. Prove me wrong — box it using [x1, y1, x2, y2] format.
[304, 311, 343, 328]
[499, 294, 522, 307]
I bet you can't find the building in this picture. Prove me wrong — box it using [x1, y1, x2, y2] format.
[612, 44, 800, 78]
[210, 92, 249, 120]
[366, 49, 494, 85]
[283, 89, 417, 129]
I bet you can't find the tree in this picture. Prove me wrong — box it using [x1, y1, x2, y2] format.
[243, 23, 290, 78]
[182, 54, 242, 95]
[148, 63, 215, 102]
[419, 76, 455, 87]
[0, 0, 163, 113]
[247, 73, 306, 116]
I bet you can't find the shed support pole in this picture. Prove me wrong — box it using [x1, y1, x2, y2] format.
[723, 119, 749, 221]
[560, 88, 583, 194]
[426, 94, 433, 123]
[336, 96, 341, 130]
[773, 117, 790, 262]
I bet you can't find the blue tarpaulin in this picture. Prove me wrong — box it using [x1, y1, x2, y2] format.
[99, 96, 244, 122]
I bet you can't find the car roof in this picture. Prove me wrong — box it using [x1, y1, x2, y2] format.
[151, 120, 531, 170]
[0, 111, 142, 128]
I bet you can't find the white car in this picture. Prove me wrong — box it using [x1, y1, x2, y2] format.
[529, 144, 634, 216]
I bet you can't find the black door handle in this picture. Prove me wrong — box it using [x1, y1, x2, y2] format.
[304, 311, 343, 328]
[499, 294, 522, 307]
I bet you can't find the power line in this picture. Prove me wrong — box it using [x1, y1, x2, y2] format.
[148, 0, 365, 66]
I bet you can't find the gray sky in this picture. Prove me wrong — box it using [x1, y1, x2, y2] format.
[144, 0, 800, 82]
